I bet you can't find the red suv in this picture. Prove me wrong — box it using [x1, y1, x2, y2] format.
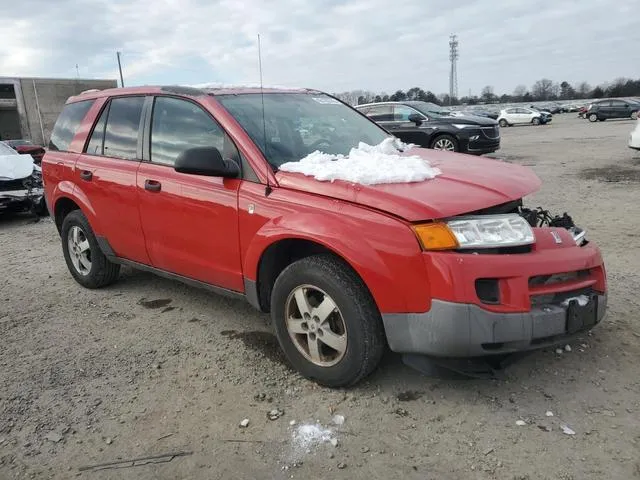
[43, 86, 607, 386]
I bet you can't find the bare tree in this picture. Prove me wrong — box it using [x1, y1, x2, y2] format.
[574, 82, 591, 99]
[481, 85, 495, 102]
[513, 85, 528, 98]
[531, 78, 555, 100]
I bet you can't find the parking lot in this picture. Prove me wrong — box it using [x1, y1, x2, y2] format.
[1, 114, 639, 479]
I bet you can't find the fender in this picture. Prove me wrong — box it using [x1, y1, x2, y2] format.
[242, 210, 431, 313]
[52, 181, 99, 231]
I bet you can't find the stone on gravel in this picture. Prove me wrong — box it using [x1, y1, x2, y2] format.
[555, 348, 563, 355]
[105, 437, 113, 444]
[516, 420, 526, 426]
[545, 411, 554, 417]
[330, 438, 338, 447]
[45, 432, 63, 443]
[268, 408, 284, 420]
[561, 425, 576, 435]
[337, 462, 347, 469]
[239, 418, 250, 428]
[332, 414, 345, 426]
[564, 344, 572, 352]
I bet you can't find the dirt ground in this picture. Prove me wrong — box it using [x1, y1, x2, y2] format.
[1, 114, 639, 480]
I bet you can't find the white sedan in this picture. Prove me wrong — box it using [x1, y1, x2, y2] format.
[629, 118, 640, 150]
[497, 107, 546, 127]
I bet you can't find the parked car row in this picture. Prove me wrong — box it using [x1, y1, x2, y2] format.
[355, 101, 500, 154]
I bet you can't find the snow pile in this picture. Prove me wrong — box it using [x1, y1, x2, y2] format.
[279, 137, 441, 185]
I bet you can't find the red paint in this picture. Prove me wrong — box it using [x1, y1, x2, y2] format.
[43, 86, 607, 317]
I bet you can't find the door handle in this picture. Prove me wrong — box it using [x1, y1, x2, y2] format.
[80, 170, 93, 181]
[144, 179, 161, 192]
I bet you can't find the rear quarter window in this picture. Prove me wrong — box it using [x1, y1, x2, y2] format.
[49, 100, 94, 152]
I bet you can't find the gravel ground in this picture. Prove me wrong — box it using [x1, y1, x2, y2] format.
[1, 114, 639, 480]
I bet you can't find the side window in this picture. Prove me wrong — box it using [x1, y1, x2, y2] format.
[103, 96, 145, 160]
[506, 108, 517, 114]
[85, 104, 109, 155]
[610, 100, 624, 107]
[49, 100, 94, 152]
[366, 105, 393, 122]
[150, 96, 229, 166]
[394, 105, 419, 121]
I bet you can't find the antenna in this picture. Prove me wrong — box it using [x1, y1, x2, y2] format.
[258, 34, 272, 197]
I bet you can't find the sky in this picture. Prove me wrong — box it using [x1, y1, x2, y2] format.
[1, 0, 638, 96]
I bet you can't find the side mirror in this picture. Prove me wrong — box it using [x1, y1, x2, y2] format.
[408, 113, 424, 125]
[174, 147, 239, 178]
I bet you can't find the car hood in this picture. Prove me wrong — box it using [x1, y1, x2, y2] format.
[276, 148, 541, 221]
[0, 154, 34, 181]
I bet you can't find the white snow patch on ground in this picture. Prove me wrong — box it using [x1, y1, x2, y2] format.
[279, 137, 441, 185]
[286, 423, 334, 462]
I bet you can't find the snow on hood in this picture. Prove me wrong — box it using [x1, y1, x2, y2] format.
[0, 154, 35, 181]
[277, 148, 541, 221]
[279, 137, 441, 185]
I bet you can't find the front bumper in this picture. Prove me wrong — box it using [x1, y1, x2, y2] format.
[0, 188, 44, 211]
[382, 294, 606, 357]
[460, 129, 500, 154]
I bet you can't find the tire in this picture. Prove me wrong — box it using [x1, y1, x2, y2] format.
[430, 134, 459, 152]
[588, 113, 598, 122]
[532, 117, 541, 125]
[270, 254, 385, 387]
[61, 210, 120, 289]
[498, 119, 508, 128]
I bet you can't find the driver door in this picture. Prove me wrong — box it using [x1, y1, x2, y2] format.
[136, 95, 244, 291]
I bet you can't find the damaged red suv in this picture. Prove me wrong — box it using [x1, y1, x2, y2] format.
[42, 86, 607, 386]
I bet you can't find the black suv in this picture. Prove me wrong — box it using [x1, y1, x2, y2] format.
[355, 101, 500, 155]
[586, 99, 640, 122]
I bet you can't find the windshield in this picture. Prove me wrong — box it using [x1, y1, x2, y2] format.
[0, 141, 18, 156]
[217, 93, 390, 169]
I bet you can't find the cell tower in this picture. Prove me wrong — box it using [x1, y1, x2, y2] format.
[449, 34, 459, 102]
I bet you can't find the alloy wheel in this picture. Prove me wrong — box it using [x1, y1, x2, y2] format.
[285, 285, 347, 367]
[433, 138, 456, 151]
[67, 226, 92, 276]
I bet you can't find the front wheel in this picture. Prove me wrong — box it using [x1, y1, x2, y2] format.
[271, 255, 385, 387]
[431, 134, 459, 152]
[61, 210, 120, 289]
[588, 113, 598, 122]
[498, 119, 509, 127]
[532, 117, 541, 125]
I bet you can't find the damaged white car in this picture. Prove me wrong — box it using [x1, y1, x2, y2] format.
[0, 141, 46, 215]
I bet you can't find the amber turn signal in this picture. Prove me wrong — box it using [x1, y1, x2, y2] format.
[412, 223, 459, 251]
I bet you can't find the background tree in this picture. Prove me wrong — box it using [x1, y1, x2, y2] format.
[481, 85, 495, 103]
[531, 78, 555, 101]
[559, 81, 576, 100]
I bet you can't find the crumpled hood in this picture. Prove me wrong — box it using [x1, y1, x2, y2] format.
[276, 148, 541, 221]
[0, 154, 34, 181]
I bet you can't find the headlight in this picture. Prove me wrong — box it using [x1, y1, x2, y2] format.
[412, 214, 535, 250]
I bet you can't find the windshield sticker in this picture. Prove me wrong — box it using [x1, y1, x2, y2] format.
[312, 97, 341, 105]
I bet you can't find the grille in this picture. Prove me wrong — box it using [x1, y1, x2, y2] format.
[481, 126, 500, 139]
[0, 178, 27, 192]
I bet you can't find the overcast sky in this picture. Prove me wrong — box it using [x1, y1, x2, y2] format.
[2, 0, 638, 95]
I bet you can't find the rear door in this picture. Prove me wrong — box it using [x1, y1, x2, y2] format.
[74, 96, 150, 264]
[597, 100, 612, 118]
[136, 95, 243, 291]
[611, 100, 629, 119]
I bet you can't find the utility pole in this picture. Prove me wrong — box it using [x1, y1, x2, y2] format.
[449, 34, 459, 105]
[116, 52, 125, 88]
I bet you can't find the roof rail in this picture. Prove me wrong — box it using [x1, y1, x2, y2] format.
[79, 89, 101, 95]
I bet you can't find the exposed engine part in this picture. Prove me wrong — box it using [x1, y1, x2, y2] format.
[519, 206, 587, 246]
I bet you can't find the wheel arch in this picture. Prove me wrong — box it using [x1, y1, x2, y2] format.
[52, 182, 98, 234]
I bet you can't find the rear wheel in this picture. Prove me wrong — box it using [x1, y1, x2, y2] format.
[431, 134, 459, 152]
[532, 117, 541, 125]
[61, 210, 120, 289]
[498, 119, 508, 128]
[271, 254, 385, 387]
[588, 113, 598, 122]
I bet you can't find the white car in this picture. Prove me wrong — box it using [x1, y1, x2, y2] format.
[629, 118, 640, 150]
[0, 140, 45, 214]
[497, 107, 546, 127]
